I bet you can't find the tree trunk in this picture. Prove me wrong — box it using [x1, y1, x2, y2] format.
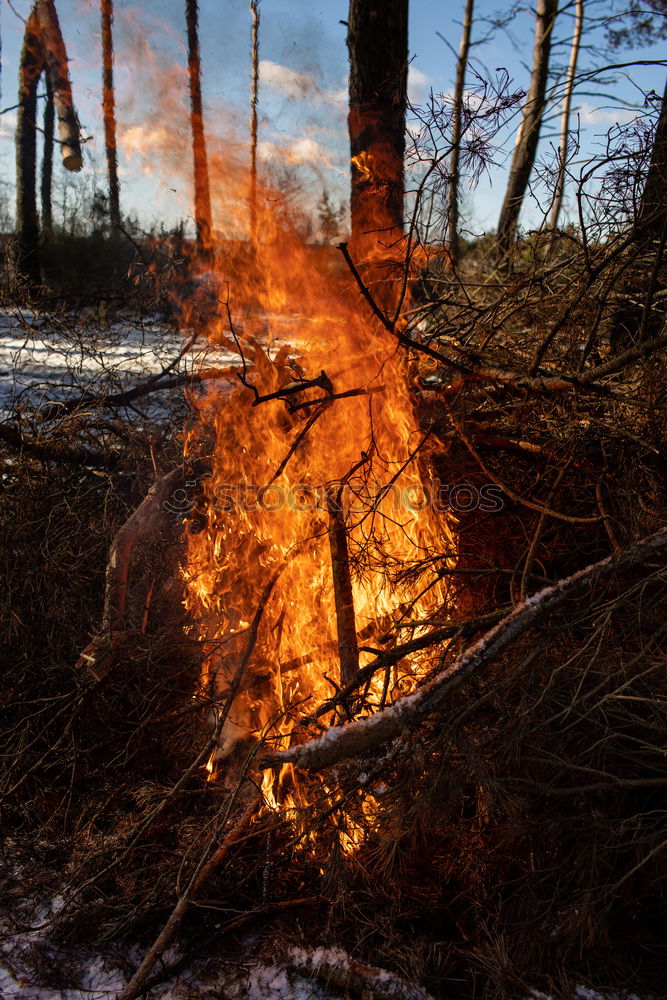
[249, 0, 260, 243]
[548, 0, 584, 241]
[637, 75, 667, 242]
[496, 0, 557, 257]
[35, 0, 82, 171]
[15, 9, 44, 285]
[347, 0, 408, 258]
[608, 75, 667, 352]
[185, 0, 213, 253]
[446, 0, 474, 264]
[101, 0, 121, 230]
[41, 74, 55, 235]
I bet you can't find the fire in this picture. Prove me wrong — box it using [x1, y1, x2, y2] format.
[351, 150, 377, 184]
[181, 175, 455, 841]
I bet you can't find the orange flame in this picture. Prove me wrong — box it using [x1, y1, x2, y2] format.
[351, 150, 376, 185]
[171, 149, 455, 844]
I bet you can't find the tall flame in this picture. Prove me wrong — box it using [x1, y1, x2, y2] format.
[182, 179, 455, 821]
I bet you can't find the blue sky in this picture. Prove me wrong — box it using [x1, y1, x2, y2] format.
[0, 0, 665, 238]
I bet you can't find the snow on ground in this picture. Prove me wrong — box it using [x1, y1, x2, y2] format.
[0, 306, 237, 421]
[529, 989, 652, 1000]
[0, 911, 654, 1000]
[0, 890, 332, 1000]
[0, 935, 332, 1000]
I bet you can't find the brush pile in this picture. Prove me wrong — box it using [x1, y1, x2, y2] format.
[1, 221, 665, 1000]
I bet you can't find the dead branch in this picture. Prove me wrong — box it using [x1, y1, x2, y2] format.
[577, 330, 667, 383]
[262, 528, 667, 772]
[32, 365, 236, 424]
[0, 420, 117, 467]
[520, 464, 568, 601]
[338, 241, 473, 375]
[304, 608, 510, 724]
[116, 573, 282, 1000]
[442, 401, 601, 524]
[118, 785, 260, 1000]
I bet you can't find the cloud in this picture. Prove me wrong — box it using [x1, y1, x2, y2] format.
[408, 66, 430, 105]
[260, 59, 426, 110]
[119, 124, 178, 174]
[0, 112, 17, 140]
[576, 102, 639, 126]
[258, 134, 339, 170]
[260, 60, 346, 109]
[260, 60, 321, 102]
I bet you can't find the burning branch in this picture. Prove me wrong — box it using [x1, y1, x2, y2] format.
[328, 493, 360, 688]
[262, 528, 667, 773]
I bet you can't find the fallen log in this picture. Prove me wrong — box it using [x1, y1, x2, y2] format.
[286, 944, 438, 1000]
[261, 527, 667, 773]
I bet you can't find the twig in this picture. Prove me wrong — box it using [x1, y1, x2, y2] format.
[596, 480, 621, 553]
[337, 242, 473, 374]
[302, 609, 510, 725]
[443, 402, 600, 524]
[520, 464, 568, 602]
[118, 787, 259, 1000]
[32, 364, 233, 424]
[117, 573, 280, 1000]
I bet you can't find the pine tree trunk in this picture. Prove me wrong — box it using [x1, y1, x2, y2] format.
[15, 9, 44, 285]
[496, 0, 557, 257]
[101, 0, 121, 230]
[637, 75, 667, 243]
[249, 0, 260, 243]
[608, 76, 667, 352]
[347, 0, 408, 257]
[185, 0, 213, 253]
[41, 75, 55, 235]
[447, 0, 474, 264]
[548, 0, 584, 241]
